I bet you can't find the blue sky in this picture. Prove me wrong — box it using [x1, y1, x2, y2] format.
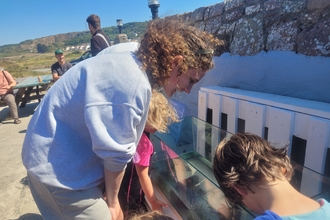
[0, 0, 223, 46]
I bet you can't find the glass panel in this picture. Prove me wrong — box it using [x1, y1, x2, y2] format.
[150, 116, 255, 219]
[291, 161, 330, 201]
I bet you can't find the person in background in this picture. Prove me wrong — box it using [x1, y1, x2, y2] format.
[213, 133, 330, 220]
[22, 17, 222, 220]
[118, 90, 178, 218]
[86, 14, 110, 56]
[0, 68, 20, 124]
[51, 49, 72, 82]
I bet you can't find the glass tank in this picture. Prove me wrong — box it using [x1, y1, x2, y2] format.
[149, 116, 330, 220]
[149, 116, 256, 220]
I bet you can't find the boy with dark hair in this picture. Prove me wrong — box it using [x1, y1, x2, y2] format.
[213, 133, 330, 219]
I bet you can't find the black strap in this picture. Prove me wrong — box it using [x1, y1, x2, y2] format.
[2, 70, 10, 84]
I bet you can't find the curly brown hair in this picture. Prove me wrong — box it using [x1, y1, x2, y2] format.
[136, 17, 223, 89]
[212, 133, 293, 206]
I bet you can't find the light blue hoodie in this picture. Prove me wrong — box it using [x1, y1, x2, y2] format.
[22, 50, 151, 190]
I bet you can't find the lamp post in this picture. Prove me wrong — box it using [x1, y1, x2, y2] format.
[114, 19, 128, 44]
[116, 19, 123, 34]
[148, 0, 160, 20]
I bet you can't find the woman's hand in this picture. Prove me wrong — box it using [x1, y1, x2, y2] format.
[108, 201, 123, 220]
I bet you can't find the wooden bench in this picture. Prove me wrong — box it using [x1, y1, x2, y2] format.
[13, 75, 52, 108]
[15, 83, 50, 107]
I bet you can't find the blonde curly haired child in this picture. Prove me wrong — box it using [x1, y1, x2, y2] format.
[118, 90, 179, 219]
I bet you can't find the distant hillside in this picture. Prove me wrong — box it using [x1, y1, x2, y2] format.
[0, 21, 148, 55]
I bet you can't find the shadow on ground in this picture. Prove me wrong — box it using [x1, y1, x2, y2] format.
[11, 213, 43, 220]
[9, 178, 41, 219]
[19, 129, 27, 133]
[0, 102, 38, 121]
[20, 177, 28, 186]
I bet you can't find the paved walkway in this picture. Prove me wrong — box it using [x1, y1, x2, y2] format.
[0, 102, 180, 220]
[0, 102, 42, 220]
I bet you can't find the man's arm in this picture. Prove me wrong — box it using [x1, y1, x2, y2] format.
[52, 73, 60, 82]
[51, 64, 61, 82]
[104, 168, 125, 220]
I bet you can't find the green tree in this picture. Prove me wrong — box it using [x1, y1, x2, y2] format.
[37, 44, 48, 53]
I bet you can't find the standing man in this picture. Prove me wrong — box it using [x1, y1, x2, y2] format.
[51, 49, 72, 82]
[86, 14, 110, 56]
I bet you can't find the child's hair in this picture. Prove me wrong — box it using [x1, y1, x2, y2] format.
[212, 133, 293, 206]
[128, 210, 175, 220]
[147, 90, 179, 133]
[136, 17, 224, 89]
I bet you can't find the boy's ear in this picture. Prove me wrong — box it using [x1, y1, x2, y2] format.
[233, 185, 248, 197]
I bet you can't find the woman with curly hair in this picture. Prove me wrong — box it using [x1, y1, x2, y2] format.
[22, 17, 222, 220]
[213, 133, 330, 220]
[136, 18, 221, 96]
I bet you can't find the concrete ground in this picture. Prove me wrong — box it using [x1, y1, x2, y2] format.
[0, 102, 42, 220]
[0, 102, 180, 220]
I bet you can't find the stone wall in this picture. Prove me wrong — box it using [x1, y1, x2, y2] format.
[170, 0, 330, 117]
[177, 0, 330, 57]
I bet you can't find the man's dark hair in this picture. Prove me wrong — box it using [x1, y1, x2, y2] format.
[86, 14, 101, 30]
